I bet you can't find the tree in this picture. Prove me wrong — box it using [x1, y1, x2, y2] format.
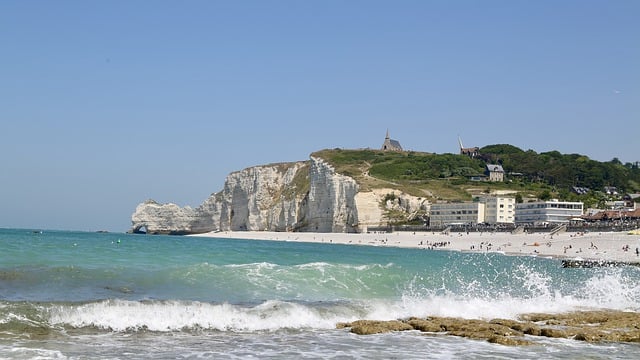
[538, 190, 552, 201]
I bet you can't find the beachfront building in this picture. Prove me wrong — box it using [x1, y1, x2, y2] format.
[429, 202, 485, 227]
[429, 196, 516, 227]
[381, 130, 403, 152]
[514, 200, 584, 225]
[481, 196, 515, 224]
[485, 164, 505, 182]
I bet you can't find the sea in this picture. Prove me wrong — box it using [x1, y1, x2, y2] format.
[1, 228, 639, 359]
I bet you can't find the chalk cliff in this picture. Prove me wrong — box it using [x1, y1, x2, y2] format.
[304, 156, 359, 233]
[130, 154, 428, 234]
[131, 161, 308, 234]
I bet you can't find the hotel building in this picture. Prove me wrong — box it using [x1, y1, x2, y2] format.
[428, 196, 516, 227]
[514, 200, 584, 225]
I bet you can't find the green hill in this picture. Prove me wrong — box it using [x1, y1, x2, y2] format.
[312, 146, 640, 209]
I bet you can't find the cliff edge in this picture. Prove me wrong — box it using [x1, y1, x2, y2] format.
[130, 153, 427, 234]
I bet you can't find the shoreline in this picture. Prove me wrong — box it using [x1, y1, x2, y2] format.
[190, 229, 640, 264]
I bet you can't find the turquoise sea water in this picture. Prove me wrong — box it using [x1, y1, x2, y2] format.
[1, 228, 639, 359]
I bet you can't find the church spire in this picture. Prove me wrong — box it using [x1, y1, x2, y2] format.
[381, 129, 403, 152]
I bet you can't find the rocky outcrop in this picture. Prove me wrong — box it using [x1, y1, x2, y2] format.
[130, 200, 200, 235]
[131, 161, 310, 234]
[355, 188, 429, 230]
[130, 152, 434, 234]
[216, 162, 310, 232]
[304, 156, 359, 233]
[337, 310, 640, 346]
[131, 156, 371, 234]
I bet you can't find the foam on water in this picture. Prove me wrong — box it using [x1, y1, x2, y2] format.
[582, 269, 640, 309]
[45, 299, 354, 332]
[33, 265, 639, 333]
[6, 348, 67, 360]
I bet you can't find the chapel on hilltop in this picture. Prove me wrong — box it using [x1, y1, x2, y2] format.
[458, 136, 479, 158]
[381, 130, 403, 152]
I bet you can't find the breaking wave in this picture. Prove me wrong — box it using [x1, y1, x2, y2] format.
[1, 264, 638, 336]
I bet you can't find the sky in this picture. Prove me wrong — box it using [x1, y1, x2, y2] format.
[1, 0, 638, 232]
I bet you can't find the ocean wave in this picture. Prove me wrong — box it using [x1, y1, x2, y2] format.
[44, 299, 359, 332]
[1, 264, 638, 336]
[392, 265, 640, 320]
[2, 252, 640, 336]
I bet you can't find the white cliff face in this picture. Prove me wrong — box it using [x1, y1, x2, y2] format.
[354, 188, 430, 230]
[354, 192, 384, 229]
[218, 162, 308, 231]
[130, 200, 199, 234]
[380, 190, 430, 214]
[131, 156, 419, 235]
[131, 162, 311, 234]
[304, 156, 359, 233]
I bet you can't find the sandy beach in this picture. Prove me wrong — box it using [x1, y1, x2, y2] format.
[191, 229, 640, 264]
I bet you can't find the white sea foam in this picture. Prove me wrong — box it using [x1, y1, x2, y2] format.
[47, 299, 354, 332]
[582, 269, 640, 309]
[38, 260, 640, 333]
[387, 267, 640, 320]
[224, 261, 277, 269]
[45, 267, 640, 333]
[4, 347, 67, 360]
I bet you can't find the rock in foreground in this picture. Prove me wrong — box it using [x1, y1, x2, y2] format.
[337, 310, 640, 346]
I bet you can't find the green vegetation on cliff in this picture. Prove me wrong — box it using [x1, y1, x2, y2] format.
[312, 146, 640, 206]
[479, 144, 639, 191]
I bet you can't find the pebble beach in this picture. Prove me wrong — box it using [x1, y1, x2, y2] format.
[192, 229, 640, 264]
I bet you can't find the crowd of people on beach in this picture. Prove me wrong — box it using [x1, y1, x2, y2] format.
[418, 240, 451, 250]
[469, 241, 495, 251]
[197, 225, 640, 263]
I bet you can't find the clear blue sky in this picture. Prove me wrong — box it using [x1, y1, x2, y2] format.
[1, 1, 638, 232]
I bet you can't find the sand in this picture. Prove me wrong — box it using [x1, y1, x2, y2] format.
[190, 229, 640, 263]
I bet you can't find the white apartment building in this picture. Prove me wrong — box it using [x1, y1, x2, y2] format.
[515, 200, 584, 225]
[429, 196, 516, 227]
[429, 202, 485, 227]
[482, 196, 515, 224]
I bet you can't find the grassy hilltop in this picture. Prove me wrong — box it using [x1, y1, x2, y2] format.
[312, 145, 640, 209]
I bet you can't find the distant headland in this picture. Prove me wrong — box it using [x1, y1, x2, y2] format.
[130, 131, 640, 235]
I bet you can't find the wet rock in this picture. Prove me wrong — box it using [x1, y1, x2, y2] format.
[491, 319, 541, 336]
[338, 310, 640, 346]
[433, 317, 523, 340]
[407, 318, 444, 333]
[342, 320, 413, 335]
[488, 335, 533, 346]
[573, 332, 601, 342]
[540, 328, 568, 338]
